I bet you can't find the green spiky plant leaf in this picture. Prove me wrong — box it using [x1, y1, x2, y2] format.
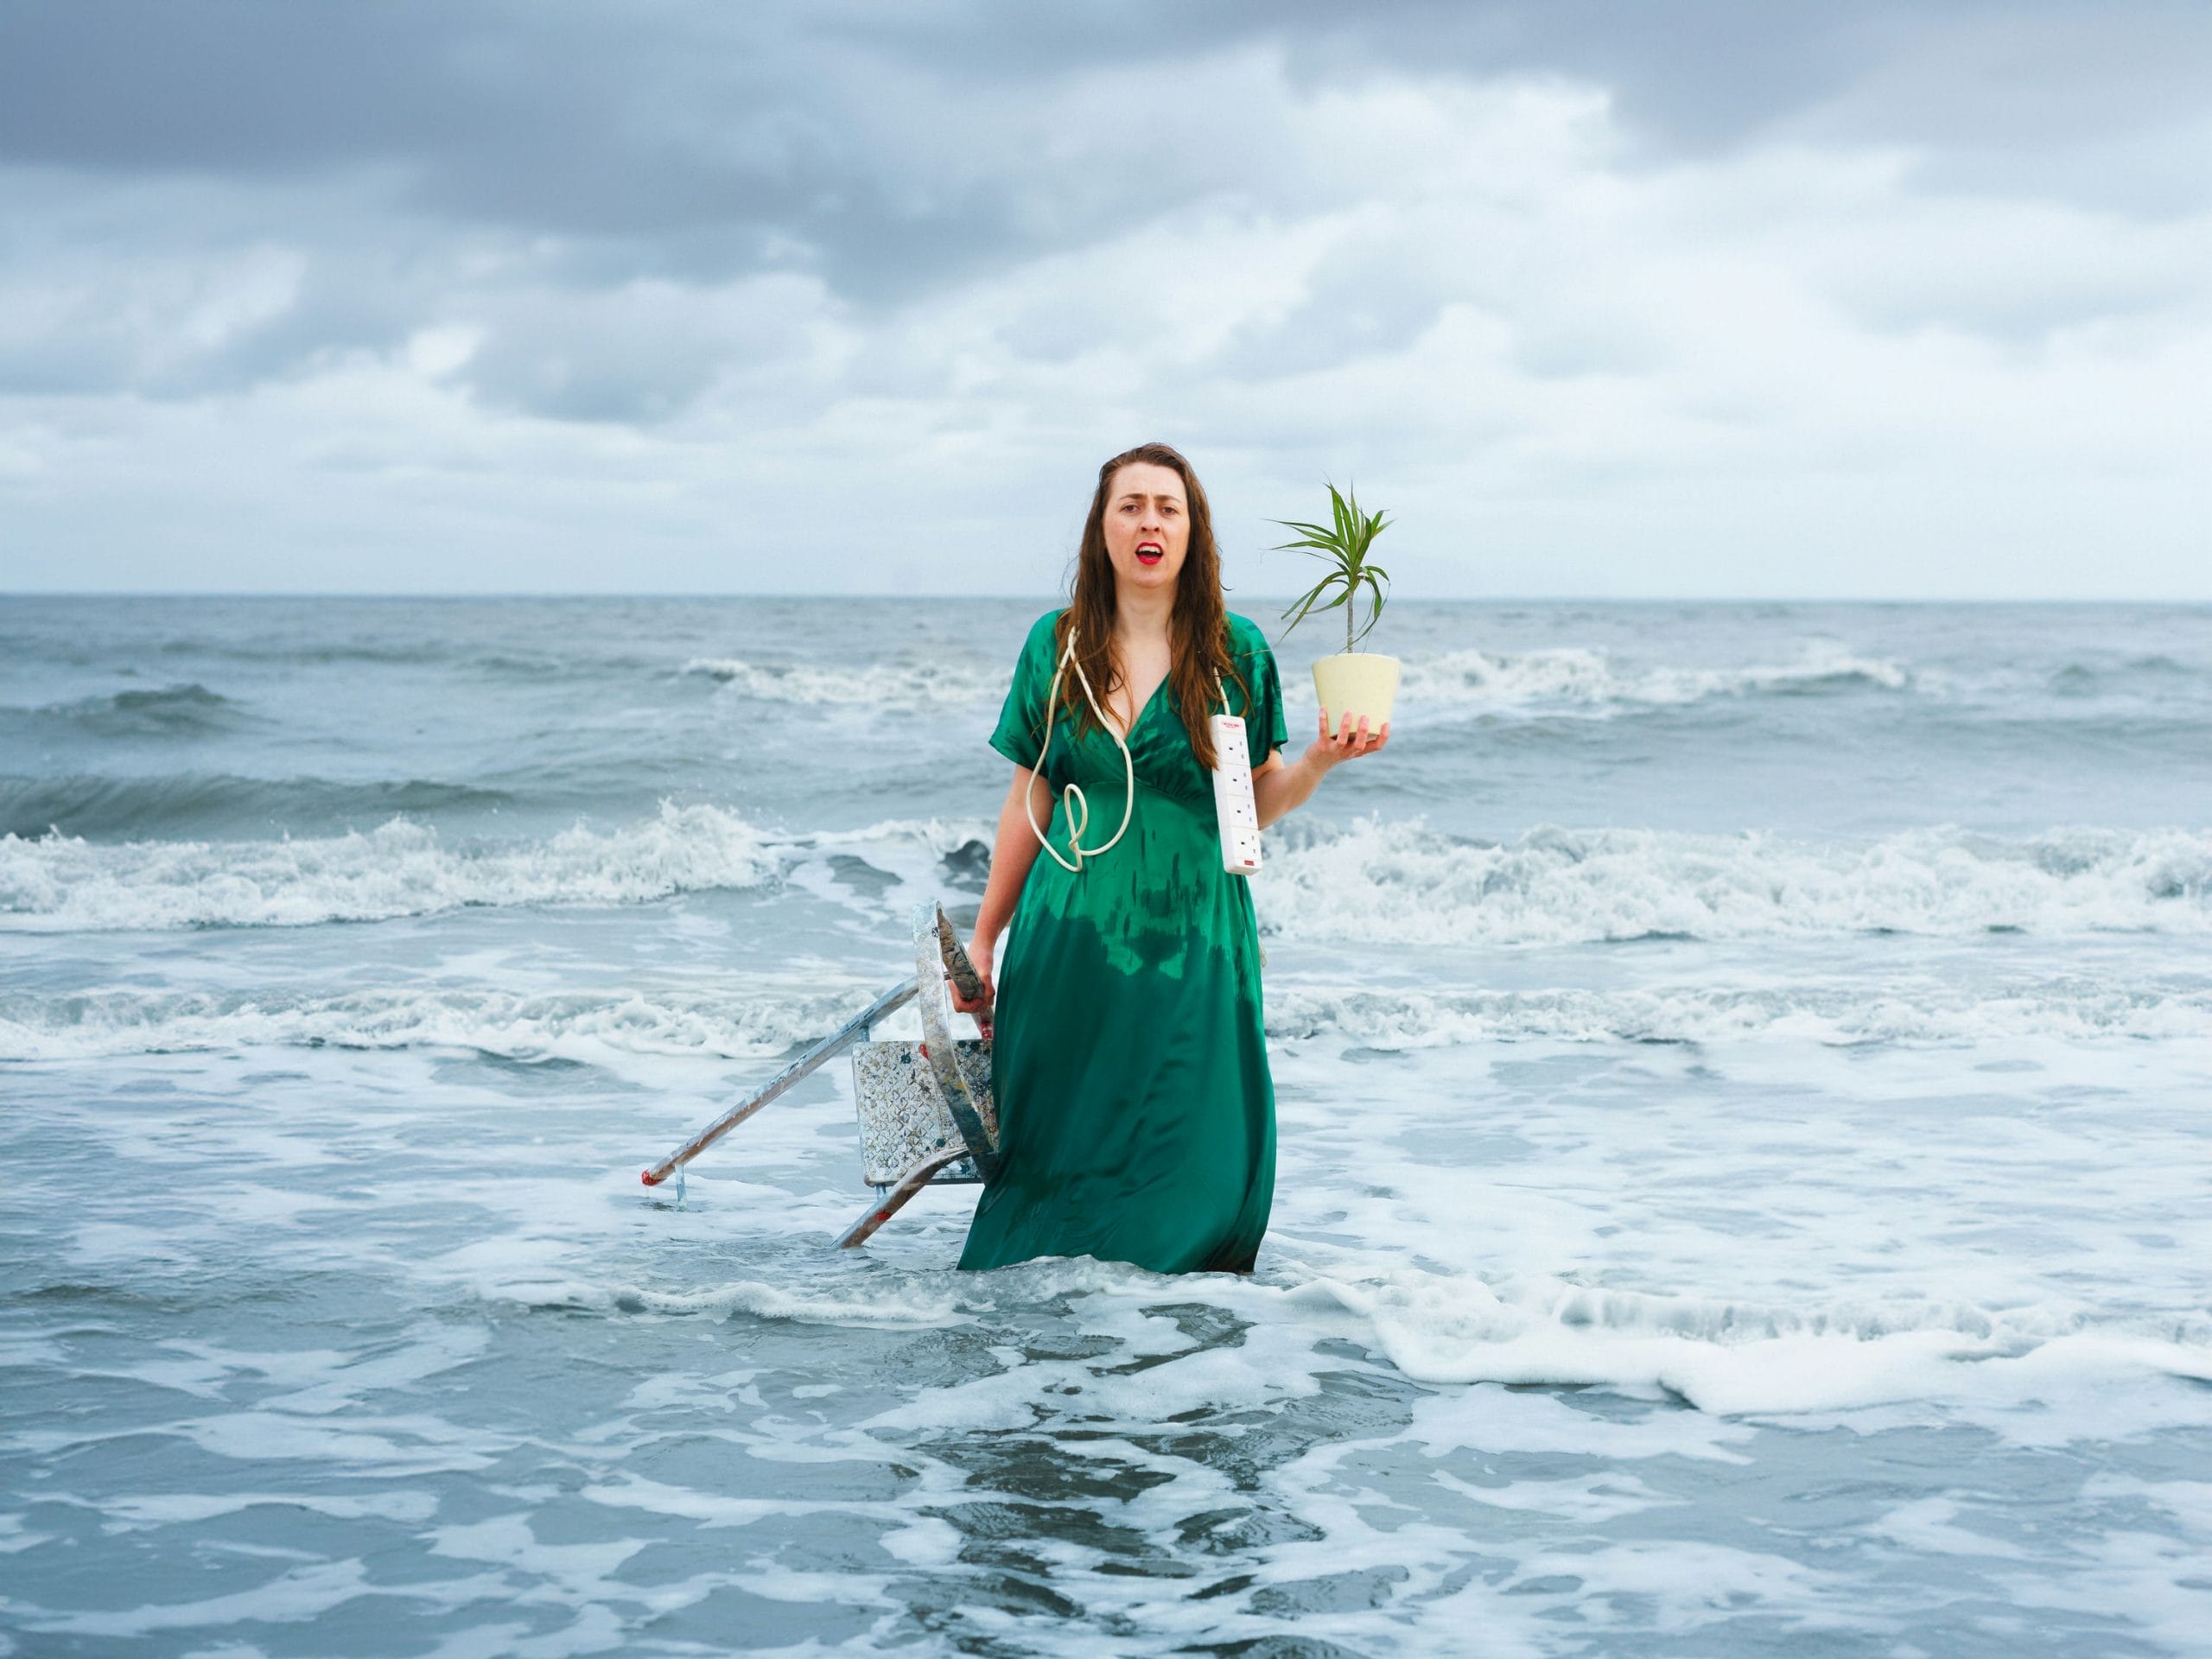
[1270, 480, 1393, 654]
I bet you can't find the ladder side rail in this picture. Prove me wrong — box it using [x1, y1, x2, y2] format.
[933, 906, 987, 1006]
[641, 976, 918, 1187]
[912, 904, 1001, 1182]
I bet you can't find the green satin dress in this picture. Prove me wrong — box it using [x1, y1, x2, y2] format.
[957, 609, 1290, 1275]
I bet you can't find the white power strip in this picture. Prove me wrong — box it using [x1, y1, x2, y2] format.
[1209, 713, 1262, 874]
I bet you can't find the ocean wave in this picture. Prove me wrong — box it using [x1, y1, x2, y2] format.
[1339, 641, 1919, 714]
[156, 639, 455, 666]
[806, 816, 995, 861]
[128, 638, 664, 678]
[0, 683, 251, 740]
[677, 642, 1918, 716]
[1283, 1267, 2212, 1415]
[1255, 819, 2212, 944]
[1266, 979, 2212, 1047]
[2050, 653, 2209, 694]
[0, 801, 780, 931]
[0, 982, 872, 1063]
[9, 970, 2201, 1063]
[2126, 652, 2196, 676]
[683, 657, 1007, 707]
[0, 772, 516, 842]
[10, 803, 2201, 942]
[468, 1273, 967, 1326]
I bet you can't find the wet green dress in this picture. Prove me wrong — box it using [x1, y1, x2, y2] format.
[957, 609, 1290, 1275]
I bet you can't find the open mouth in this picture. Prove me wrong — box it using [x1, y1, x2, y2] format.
[1135, 542, 1164, 566]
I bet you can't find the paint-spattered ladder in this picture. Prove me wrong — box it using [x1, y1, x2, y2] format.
[639, 902, 998, 1246]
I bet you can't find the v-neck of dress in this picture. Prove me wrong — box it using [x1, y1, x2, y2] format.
[1104, 673, 1170, 742]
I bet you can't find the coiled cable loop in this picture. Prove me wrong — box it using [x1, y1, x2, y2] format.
[1023, 628, 1135, 872]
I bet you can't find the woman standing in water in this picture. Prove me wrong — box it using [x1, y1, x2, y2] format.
[953, 442, 1389, 1274]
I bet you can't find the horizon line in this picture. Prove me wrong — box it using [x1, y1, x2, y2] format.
[5, 591, 2208, 606]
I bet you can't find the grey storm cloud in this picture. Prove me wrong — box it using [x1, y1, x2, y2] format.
[5, 0, 2192, 408]
[1, 0, 2205, 595]
[9, 2, 2202, 248]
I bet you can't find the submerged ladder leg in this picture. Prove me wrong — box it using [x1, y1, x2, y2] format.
[836, 1147, 973, 1249]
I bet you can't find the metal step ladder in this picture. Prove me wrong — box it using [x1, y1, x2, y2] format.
[640, 901, 1000, 1246]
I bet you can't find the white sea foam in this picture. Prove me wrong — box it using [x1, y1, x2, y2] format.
[639, 1277, 965, 1326]
[1296, 640, 1920, 713]
[683, 657, 1007, 707]
[807, 816, 995, 861]
[467, 1272, 967, 1328]
[677, 641, 1920, 716]
[5, 1559, 387, 1639]
[1281, 1268, 2212, 1417]
[0, 801, 783, 931]
[0, 984, 874, 1062]
[1264, 978, 2212, 1048]
[683, 641, 1916, 716]
[1255, 819, 2212, 944]
[0, 804, 993, 932]
[9, 803, 2201, 944]
[10, 972, 2204, 1062]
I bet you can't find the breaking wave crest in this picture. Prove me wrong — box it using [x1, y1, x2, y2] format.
[683, 641, 1919, 716]
[1255, 819, 2212, 944]
[683, 657, 1007, 707]
[0, 802, 782, 931]
[1281, 1266, 2212, 1415]
[0, 982, 872, 1063]
[1298, 641, 1920, 714]
[7, 803, 2202, 944]
[1265, 978, 2212, 1047]
[9, 971, 2202, 1062]
[0, 805, 996, 933]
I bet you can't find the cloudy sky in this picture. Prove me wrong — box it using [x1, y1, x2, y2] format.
[2, 0, 2206, 598]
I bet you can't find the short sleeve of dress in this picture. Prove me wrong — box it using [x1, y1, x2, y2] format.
[988, 610, 1061, 770]
[1229, 613, 1290, 769]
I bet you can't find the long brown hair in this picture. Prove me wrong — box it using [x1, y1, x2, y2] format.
[1053, 442, 1250, 770]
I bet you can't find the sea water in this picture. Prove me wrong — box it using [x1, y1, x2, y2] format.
[1, 594, 2208, 1656]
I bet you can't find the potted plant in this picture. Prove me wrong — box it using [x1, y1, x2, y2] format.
[1272, 480, 1400, 729]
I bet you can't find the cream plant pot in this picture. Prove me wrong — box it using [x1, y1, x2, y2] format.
[1312, 652, 1401, 730]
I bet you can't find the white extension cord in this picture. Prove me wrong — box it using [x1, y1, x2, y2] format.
[1024, 626, 1262, 876]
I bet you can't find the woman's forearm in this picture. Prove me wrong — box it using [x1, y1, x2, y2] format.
[1254, 752, 1327, 828]
[975, 767, 1046, 951]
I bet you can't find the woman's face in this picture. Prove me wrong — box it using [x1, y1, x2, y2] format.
[1102, 461, 1191, 597]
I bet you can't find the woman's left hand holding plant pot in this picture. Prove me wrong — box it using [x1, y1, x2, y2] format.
[1255, 709, 1391, 829]
[1310, 709, 1389, 768]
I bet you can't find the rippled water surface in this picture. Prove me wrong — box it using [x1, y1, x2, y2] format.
[3, 595, 2209, 1655]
